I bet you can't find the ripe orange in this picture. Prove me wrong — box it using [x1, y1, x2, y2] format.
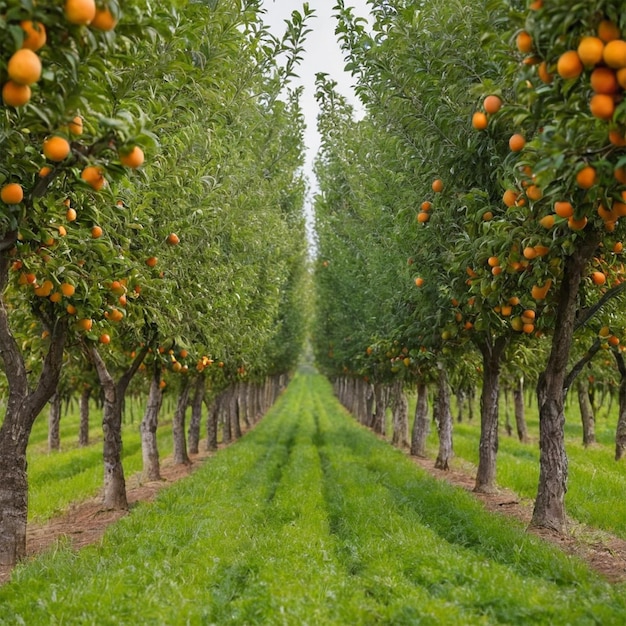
[91, 225, 103, 238]
[591, 271, 607, 285]
[432, 178, 444, 193]
[576, 165, 597, 189]
[503, 189, 519, 207]
[2, 80, 31, 107]
[603, 40, 626, 69]
[618, 68, 626, 89]
[616, 166, 626, 183]
[557, 50, 583, 79]
[531, 279, 552, 300]
[554, 201, 574, 218]
[577, 37, 605, 67]
[533, 244, 549, 256]
[609, 129, 626, 146]
[64, 0, 97, 25]
[509, 133, 526, 152]
[20, 21, 47, 51]
[77, 318, 93, 331]
[539, 214, 555, 229]
[1, 183, 24, 204]
[420, 201, 432, 212]
[108, 308, 124, 322]
[482, 211, 493, 221]
[590, 93, 615, 120]
[43, 136, 71, 161]
[487, 256, 500, 267]
[81, 165, 106, 190]
[414, 277, 424, 287]
[119, 146, 144, 168]
[590, 67, 618, 93]
[523, 246, 537, 260]
[491, 266, 503, 276]
[417, 211, 430, 223]
[68, 116, 83, 135]
[99, 333, 111, 344]
[568, 215, 588, 230]
[516, 31, 533, 54]
[472, 111, 488, 130]
[522, 323, 535, 334]
[598, 20, 621, 43]
[613, 241, 624, 254]
[66, 207, 77, 221]
[91, 7, 118, 30]
[483, 95, 502, 114]
[60, 283, 75, 297]
[39, 166, 52, 177]
[526, 184, 542, 201]
[146, 256, 158, 267]
[66, 304, 77, 315]
[609, 335, 620, 347]
[49, 292, 62, 303]
[538, 61, 553, 84]
[7, 49, 42, 85]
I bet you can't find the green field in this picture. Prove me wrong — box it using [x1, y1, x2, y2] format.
[1, 373, 625, 625]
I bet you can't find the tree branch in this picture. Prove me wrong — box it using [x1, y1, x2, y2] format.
[563, 338, 601, 393]
[575, 280, 626, 332]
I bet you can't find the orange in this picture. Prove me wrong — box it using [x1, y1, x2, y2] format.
[472, 111, 488, 130]
[523, 246, 537, 260]
[529, 0, 543, 8]
[108, 308, 123, 322]
[598, 204, 615, 221]
[414, 277, 424, 287]
[417, 211, 430, 223]
[554, 201, 574, 218]
[509, 133, 526, 152]
[591, 271, 607, 285]
[91, 225, 103, 238]
[432, 178, 444, 193]
[68, 116, 83, 135]
[166, 232, 180, 245]
[420, 201, 432, 212]
[590, 93, 615, 120]
[526, 184, 542, 201]
[99, 333, 111, 344]
[81, 165, 106, 190]
[482, 211, 493, 221]
[613, 201, 626, 217]
[598, 20, 621, 43]
[531, 279, 552, 300]
[618, 68, 626, 89]
[590, 67, 618, 93]
[64, 0, 97, 25]
[7, 49, 42, 85]
[533, 244, 549, 256]
[609, 335, 620, 347]
[43, 136, 71, 161]
[576, 165, 596, 189]
[557, 50, 583, 79]
[500, 305, 512, 316]
[538, 61, 553, 84]
[119, 146, 144, 168]
[539, 214, 555, 229]
[1, 183, 24, 204]
[60, 283, 75, 297]
[522, 323, 535, 334]
[615, 166, 626, 183]
[503, 189, 519, 207]
[613, 241, 624, 254]
[577, 36, 605, 67]
[487, 256, 500, 267]
[522, 309, 536, 322]
[34, 280, 54, 297]
[66, 304, 77, 315]
[49, 292, 62, 303]
[77, 318, 93, 331]
[146, 256, 158, 267]
[568, 215, 588, 230]
[2, 80, 31, 106]
[609, 129, 626, 146]
[58, 225, 67, 237]
[483, 95, 502, 114]
[91, 7, 118, 30]
[20, 21, 47, 51]
[39, 166, 52, 178]
[66, 207, 77, 221]
[516, 31, 533, 53]
[603, 40, 626, 69]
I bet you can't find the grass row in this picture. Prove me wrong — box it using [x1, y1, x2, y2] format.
[1, 372, 625, 624]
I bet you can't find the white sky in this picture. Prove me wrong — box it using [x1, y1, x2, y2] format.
[261, 0, 369, 184]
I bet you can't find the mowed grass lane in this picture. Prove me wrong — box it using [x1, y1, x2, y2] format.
[1, 373, 625, 625]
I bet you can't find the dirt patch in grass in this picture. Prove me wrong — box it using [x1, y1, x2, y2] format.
[410, 454, 626, 584]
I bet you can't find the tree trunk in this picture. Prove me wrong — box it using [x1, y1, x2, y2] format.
[513, 377, 529, 443]
[371, 383, 388, 435]
[503, 387, 512, 436]
[474, 336, 508, 493]
[188, 375, 205, 454]
[172, 378, 192, 465]
[434, 364, 453, 470]
[577, 378, 596, 447]
[229, 383, 242, 440]
[140, 362, 163, 481]
[391, 383, 409, 448]
[205, 393, 219, 451]
[456, 388, 465, 423]
[614, 352, 626, 461]
[78, 386, 91, 447]
[410, 381, 429, 457]
[47, 390, 62, 452]
[532, 236, 599, 533]
[87, 343, 149, 510]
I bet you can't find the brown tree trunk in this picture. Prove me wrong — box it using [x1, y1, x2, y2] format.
[371, 383, 388, 435]
[229, 383, 242, 440]
[78, 386, 91, 447]
[187, 375, 205, 454]
[47, 390, 62, 452]
[435, 364, 453, 470]
[532, 236, 599, 533]
[140, 361, 163, 481]
[410, 381, 429, 457]
[513, 377, 529, 443]
[172, 378, 192, 465]
[474, 336, 508, 493]
[614, 352, 626, 461]
[0, 290, 67, 568]
[87, 343, 149, 510]
[205, 393, 219, 451]
[577, 378, 596, 447]
[391, 383, 409, 448]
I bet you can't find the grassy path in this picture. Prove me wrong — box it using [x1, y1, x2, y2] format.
[1, 373, 625, 624]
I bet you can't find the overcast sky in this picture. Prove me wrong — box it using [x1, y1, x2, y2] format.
[262, 0, 370, 185]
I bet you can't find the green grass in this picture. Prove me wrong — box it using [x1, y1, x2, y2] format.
[26, 395, 175, 521]
[1, 373, 625, 624]
[416, 389, 626, 539]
